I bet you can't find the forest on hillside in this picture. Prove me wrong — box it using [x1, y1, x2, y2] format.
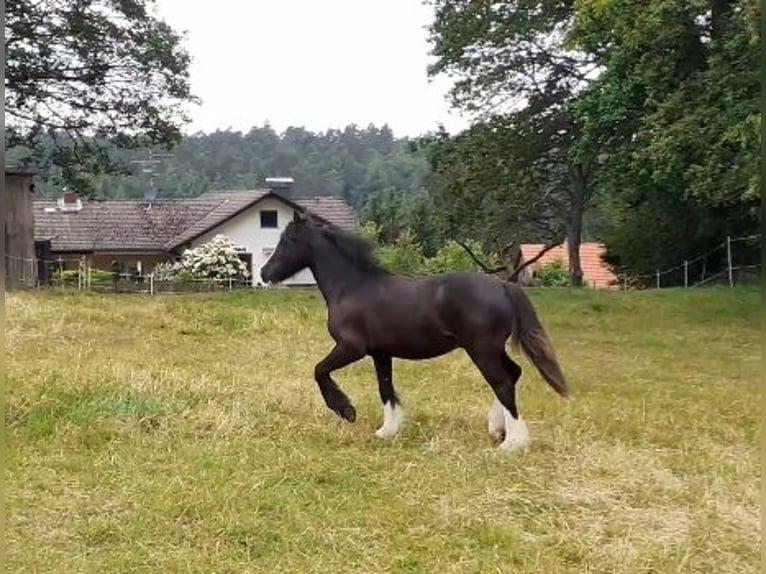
[20, 124, 429, 210]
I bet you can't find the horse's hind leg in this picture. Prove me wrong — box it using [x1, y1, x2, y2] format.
[468, 346, 530, 452]
[314, 344, 364, 422]
[499, 353, 530, 451]
[372, 354, 405, 438]
[487, 399, 506, 442]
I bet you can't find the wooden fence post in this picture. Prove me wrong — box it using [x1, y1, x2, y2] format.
[726, 236, 733, 286]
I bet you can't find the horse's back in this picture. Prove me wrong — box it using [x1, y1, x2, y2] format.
[430, 272, 513, 332]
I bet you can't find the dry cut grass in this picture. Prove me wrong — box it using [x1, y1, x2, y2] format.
[5, 286, 761, 573]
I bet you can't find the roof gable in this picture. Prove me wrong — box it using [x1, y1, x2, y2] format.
[163, 190, 359, 249]
[163, 190, 270, 249]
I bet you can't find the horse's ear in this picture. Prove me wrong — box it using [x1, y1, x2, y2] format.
[293, 210, 307, 223]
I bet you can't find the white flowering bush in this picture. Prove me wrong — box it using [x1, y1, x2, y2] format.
[152, 235, 250, 282]
[151, 260, 182, 281]
[180, 235, 250, 280]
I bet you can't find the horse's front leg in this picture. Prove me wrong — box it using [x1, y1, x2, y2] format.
[372, 354, 405, 438]
[314, 344, 364, 422]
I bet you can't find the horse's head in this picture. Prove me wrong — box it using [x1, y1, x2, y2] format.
[260, 210, 315, 284]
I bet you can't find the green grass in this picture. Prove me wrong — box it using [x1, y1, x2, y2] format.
[5, 286, 761, 573]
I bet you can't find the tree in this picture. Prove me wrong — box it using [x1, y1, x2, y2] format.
[420, 119, 570, 261]
[567, 0, 761, 279]
[425, 0, 597, 286]
[5, 0, 195, 194]
[427, 239, 498, 274]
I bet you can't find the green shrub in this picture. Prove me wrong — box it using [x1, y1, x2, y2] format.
[363, 226, 503, 277]
[53, 268, 113, 286]
[427, 240, 499, 274]
[88, 269, 114, 285]
[532, 258, 569, 287]
[375, 229, 428, 275]
[359, 220, 382, 244]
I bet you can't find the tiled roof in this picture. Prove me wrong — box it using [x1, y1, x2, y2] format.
[295, 196, 358, 232]
[34, 199, 217, 252]
[34, 190, 358, 253]
[520, 241, 618, 289]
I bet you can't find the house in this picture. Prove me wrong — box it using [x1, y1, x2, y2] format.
[5, 168, 37, 289]
[518, 241, 618, 289]
[33, 185, 358, 286]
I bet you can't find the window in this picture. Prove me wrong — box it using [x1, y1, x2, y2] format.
[260, 210, 278, 228]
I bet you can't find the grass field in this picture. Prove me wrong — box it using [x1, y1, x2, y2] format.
[5, 286, 761, 573]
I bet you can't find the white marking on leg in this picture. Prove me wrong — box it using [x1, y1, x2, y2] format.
[498, 410, 530, 452]
[375, 401, 405, 438]
[487, 399, 506, 441]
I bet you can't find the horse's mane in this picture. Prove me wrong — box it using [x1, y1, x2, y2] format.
[305, 217, 389, 276]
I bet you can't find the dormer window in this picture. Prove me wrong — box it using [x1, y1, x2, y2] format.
[260, 210, 278, 228]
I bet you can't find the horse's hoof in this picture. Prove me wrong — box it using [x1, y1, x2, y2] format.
[498, 443, 529, 454]
[489, 430, 506, 444]
[497, 436, 530, 453]
[375, 427, 395, 439]
[340, 404, 356, 423]
[498, 417, 530, 452]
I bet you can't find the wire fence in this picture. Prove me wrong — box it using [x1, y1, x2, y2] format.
[616, 234, 761, 289]
[4, 254, 256, 294]
[5, 233, 761, 293]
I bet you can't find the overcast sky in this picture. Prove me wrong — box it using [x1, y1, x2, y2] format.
[154, 0, 470, 138]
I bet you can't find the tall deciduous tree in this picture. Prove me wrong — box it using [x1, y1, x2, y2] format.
[568, 0, 761, 278]
[5, 0, 195, 193]
[426, 0, 596, 286]
[420, 121, 568, 255]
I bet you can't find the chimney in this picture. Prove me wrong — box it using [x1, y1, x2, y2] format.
[265, 176, 294, 198]
[63, 189, 78, 204]
[57, 188, 83, 212]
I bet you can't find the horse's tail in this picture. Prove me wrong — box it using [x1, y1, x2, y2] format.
[504, 282, 570, 398]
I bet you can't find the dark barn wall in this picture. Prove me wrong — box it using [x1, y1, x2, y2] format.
[5, 170, 37, 289]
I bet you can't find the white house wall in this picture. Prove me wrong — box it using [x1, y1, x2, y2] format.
[191, 197, 316, 286]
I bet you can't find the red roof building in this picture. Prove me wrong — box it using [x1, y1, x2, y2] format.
[518, 241, 618, 289]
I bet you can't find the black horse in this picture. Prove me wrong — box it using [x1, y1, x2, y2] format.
[260, 211, 570, 452]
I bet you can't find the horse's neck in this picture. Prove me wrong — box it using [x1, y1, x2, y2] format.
[310, 247, 374, 306]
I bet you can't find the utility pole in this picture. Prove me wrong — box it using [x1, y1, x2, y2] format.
[130, 149, 173, 199]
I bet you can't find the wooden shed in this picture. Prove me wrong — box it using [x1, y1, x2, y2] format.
[5, 168, 37, 289]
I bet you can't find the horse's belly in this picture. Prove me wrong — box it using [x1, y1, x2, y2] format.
[361, 282, 462, 358]
[368, 323, 458, 359]
[388, 339, 458, 360]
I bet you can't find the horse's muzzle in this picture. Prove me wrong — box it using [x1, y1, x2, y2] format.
[260, 262, 275, 283]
